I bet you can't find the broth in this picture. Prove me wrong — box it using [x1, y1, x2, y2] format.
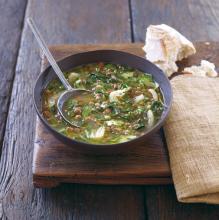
[42, 63, 164, 144]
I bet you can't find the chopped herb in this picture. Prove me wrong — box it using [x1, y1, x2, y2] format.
[42, 63, 164, 144]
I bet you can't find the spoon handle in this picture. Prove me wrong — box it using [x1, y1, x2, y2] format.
[27, 18, 72, 90]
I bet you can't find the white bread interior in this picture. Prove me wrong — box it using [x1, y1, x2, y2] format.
[143, 24, 196, 77]
[183, 60, 218, 77]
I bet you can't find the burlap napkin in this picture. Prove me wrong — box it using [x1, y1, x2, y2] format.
[164, 75, 219, 204]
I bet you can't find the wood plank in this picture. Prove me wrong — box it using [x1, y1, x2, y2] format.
[33, 120, 170, 187]
[0, 0, 147, 219]
[145, 186, 219, 220]
[44, 43, 145, 65]
[131, 0, 219, 42]
[34, 41, 218, 189]
[34, 184, 145, 220]
[0, 0, 27, 151]
[33, 43, 170, 187]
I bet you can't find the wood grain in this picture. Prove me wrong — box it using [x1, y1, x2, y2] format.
[1, 0, 219, 219]
[28, 0, 131, 44]
[145, 186, 219, 220]
[33, 184, 145, 220]
[131, 0, 219, 42]
[34, 41, 219, 188]
[0, 0, 27, 151]
[33, 121, 170, 187]
[43, 43, 145, 65]
[33, 43, 170, 187]
[0, 1, 147, 219]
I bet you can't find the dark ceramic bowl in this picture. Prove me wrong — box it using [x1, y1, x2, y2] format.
[34, 50, 172, 154]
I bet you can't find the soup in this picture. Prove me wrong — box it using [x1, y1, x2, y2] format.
[42, 63, 164, 144]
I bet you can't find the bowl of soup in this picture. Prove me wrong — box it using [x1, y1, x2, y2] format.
[34, 50, 172, 153]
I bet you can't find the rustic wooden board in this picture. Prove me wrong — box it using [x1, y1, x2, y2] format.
[33, 43, 171, 187]
[33, 41, 219, 188]
[34, 119, 170, 187]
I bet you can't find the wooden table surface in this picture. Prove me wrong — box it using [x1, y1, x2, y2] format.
[1, 0, 219, 219]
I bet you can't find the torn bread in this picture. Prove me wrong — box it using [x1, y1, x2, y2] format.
[143, 24, 196, 77]
[183, 60, 218, 77]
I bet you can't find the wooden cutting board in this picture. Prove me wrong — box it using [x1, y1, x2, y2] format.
[33, 42, 218, 188]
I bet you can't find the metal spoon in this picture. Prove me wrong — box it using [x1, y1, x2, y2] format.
[27, 18, 89, 127]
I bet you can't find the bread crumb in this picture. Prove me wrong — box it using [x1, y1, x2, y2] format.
[183, 60, 218, 77]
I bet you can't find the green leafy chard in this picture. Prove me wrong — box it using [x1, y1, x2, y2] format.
[42, 63, 164, 144]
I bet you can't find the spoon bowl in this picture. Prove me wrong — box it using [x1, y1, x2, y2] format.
[57, 89, 91, 127]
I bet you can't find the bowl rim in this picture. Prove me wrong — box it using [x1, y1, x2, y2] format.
[33, 49, 172, 148]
